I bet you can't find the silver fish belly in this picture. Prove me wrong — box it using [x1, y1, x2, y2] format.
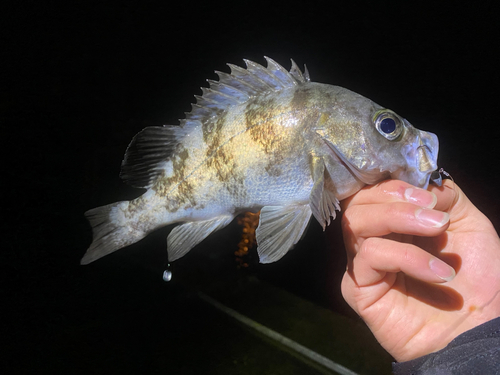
[82, 57, 439, 265]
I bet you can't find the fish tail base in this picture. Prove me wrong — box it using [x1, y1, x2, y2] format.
[81, 202, 145, 265]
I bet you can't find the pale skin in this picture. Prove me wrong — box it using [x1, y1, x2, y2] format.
[340, 179, 500, 362]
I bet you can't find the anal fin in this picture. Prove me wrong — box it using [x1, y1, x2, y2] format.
[256, 205, 312, 263]
[167, 215, 234, 261]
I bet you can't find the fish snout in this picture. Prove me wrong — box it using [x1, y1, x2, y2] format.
[415, 130, 439, 187]
[394, 127, 439, 188]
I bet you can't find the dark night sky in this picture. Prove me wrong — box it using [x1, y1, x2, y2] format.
[2, 1, 499, 373]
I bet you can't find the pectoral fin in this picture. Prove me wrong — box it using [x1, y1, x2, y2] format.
[167, 215, 234, 261]
[256, 204, 312, 263]
[309, 156, 340, 230]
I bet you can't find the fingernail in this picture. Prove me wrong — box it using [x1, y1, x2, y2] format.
[429, 258, 456, 282]
[405, 188, 437, 208]
[415, 208, 450, 228]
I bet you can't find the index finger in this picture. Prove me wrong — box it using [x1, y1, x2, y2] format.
[342, 180, 438, 210]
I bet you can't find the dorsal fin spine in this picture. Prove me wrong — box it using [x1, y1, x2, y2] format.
[193, 95, 222, 110]
[206, 80, 249, 102]
[185, 104, 214, 121]
[227, 63, 273, 91]
[215, 70, 260, 96]
[244, 59, 283, 89]
[289, 59, 305, 83]
[303, 64, 311, 82]
[264, 56, 298, 87]
[200, 87, 241, 105]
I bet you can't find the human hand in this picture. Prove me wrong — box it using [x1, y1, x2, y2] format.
[340, 179, 500, 362]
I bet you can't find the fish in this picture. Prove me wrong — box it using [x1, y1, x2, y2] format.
[82, 57, 439, 265]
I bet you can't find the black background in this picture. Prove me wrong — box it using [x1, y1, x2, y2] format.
[3, 1, 499, 373]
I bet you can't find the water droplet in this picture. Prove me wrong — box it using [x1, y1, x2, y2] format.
[163, 269, 172, 282]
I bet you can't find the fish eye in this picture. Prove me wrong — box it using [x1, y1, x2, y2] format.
[380, 118, 396, 134]
[374, 110, 403, 141]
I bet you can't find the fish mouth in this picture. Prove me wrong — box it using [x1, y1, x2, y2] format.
[394, 128, 439, 189]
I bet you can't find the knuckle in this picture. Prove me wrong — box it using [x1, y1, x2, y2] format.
[359, 237, 381, 257]
[401, 245, 418, 266]
[383, 202, 402, 217]
[341, 205, 364, 233]
[341, 206, 356, 226]
[383, 202, 412, 222]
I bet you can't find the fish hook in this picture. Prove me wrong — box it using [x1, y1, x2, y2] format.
[431, 168, 454, 186]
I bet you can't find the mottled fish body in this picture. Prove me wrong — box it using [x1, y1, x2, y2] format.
[82, 57, 439, 265]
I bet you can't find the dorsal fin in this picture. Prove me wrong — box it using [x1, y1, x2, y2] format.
[120, 58, 309, 189]
[289, 59, 310, 83]
[120, 124, 194, 188]
[185, 57, 309, 123]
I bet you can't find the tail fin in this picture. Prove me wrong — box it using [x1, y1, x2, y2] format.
[81, 202, 146, 265]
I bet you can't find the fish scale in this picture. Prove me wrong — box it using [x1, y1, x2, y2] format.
[82, 57, 439, 266]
